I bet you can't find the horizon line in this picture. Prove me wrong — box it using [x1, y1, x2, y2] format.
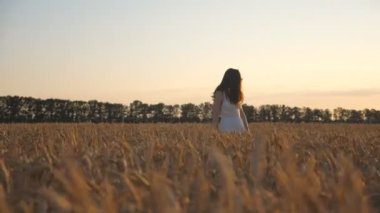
[1, 94, 379, 111]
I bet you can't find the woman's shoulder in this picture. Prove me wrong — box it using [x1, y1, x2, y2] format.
[213, 90, 224, 102]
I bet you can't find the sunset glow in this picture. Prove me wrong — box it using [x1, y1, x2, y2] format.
[1, 0, 379, 109]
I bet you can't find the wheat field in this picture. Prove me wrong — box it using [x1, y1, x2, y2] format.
[0, 123, 379, 213]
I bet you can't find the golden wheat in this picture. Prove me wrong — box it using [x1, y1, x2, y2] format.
[0, 123, 379, 212]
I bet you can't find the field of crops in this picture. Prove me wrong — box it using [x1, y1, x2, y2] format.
[0, 123, 379, 213]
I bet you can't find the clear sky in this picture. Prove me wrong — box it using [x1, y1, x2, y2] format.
[1, 0, 379, 109]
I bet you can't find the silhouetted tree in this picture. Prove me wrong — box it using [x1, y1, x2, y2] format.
[172, 104, 182, 122]
[269, 105, 280, 122]
[291, 107, 302, 123]
[7, 96, 22, 122]
[302, 107, 313, 123]
[180, 103, 201, 122]
[33, 99, 45, 122]
[362, 109, 379, 124]
[0, 96, 379, 124]
[149, 103, 165, 122]
[129, 100, 149, 123]
[0, 97, 7, 122]
[199, 102, 213, 122]
[347, 110, 363, 123]
[278, 105, 292, 122]
[105, 103, 124, 122]
[321, 109, 332, 123]
[312, 109, 323, 122]
[161, 104, 176, 122]
[258, 105, 271, 122]
[242, 104, 256, 122]
[88, 100, 100, 122]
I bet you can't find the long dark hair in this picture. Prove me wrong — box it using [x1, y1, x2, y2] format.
[213, 68, 244, 105]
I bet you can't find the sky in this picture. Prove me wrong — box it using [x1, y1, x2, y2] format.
[1, 0, 379, 109]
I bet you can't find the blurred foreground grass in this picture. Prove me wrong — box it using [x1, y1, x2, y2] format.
[0, 123, 379, 213]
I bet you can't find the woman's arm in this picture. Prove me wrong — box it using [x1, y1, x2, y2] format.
[212, 91, 223, 129]
[239, 105, 250, 132]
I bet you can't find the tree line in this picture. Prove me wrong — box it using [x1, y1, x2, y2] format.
[0, 96, 379, 123]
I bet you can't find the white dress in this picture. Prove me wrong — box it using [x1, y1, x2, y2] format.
[218, 93, 246, 133]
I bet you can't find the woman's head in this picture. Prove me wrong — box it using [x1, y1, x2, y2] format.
[214, 68, 244, 104]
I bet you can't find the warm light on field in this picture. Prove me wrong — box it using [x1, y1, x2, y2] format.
[0, 123, 379, 212]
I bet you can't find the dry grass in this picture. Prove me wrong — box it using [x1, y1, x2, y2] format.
[0, 123, 379, 213]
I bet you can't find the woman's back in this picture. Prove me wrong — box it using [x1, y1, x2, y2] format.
[220, 92, 240, 118]
[218, 92, 246, 133]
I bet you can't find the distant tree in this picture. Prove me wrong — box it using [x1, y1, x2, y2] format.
[312, 109, 323, 122]
[58, 100, 68, 121]
[333, 107, 345, 122]
[363, 109, 371, 123]
[76, 101, 90, 122]
[129, 100, 149, 123]
[301, 107, 313, 123]
[66, 101, 75, 122]
[362, 109, 379, 124]
[269, 105, 280, 122]
[333, 108, 340, 122]
[199, 102, 213, 122]
[161, 104, 175, 122]
[121, 105, 129, 122]
[180, 103, 201, 122]
[258, 105, 271, 122]
[321, 109, 332, 123]
[88, 100, 101, 123]
[347, 110, 363, 123]
[278, 105, 292, 122]
[291, 107, 302, 123]
[242, 104, 256, 122]
[149, 103, 165, 122]
[0, 97, 7, 122]
[7, 96, 22, 122]
[98, 103, 108, 122]
[105, 103, 124, 122]
[172, 104, 182, 122]
[33, 99, 45, 122]
[375, 110, 380, 123]
[23, 97, 37, 122]
[0, 95, 379, 124]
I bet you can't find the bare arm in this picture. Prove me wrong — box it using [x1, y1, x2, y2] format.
[239, 105, 249, 132]
[212, 91, 223, 129]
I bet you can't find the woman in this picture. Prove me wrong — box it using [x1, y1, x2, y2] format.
[212, 68, 249, 133]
